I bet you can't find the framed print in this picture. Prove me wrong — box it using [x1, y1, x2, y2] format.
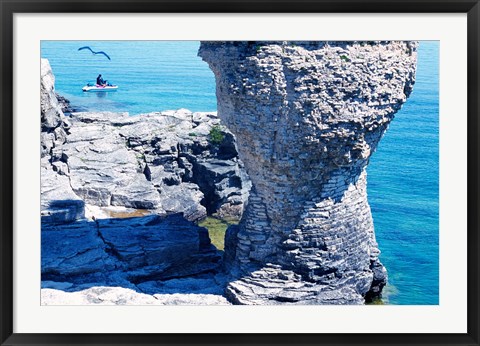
[1, 1, 479, 345]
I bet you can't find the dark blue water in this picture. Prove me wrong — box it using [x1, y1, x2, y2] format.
[41, 41, 439, 305]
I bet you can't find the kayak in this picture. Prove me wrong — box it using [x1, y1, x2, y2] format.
[82, 84, 118, 92]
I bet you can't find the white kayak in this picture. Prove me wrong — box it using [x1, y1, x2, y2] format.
[82, 84, 118, 92]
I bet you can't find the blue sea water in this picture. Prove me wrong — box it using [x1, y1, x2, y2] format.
[41, 41, 217, 113]
[41, 41, 439, 305]
[368, 42, 439, 305]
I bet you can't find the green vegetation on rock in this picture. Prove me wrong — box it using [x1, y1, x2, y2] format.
[209, 125, 224, 145]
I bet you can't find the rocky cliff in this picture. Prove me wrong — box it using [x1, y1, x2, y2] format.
[199, 41, 417, 304]
[40, 59, 249, 301]
[54, 110, 250, 221]
[41, 59, 84, 224]
[41, 59, 71, 158]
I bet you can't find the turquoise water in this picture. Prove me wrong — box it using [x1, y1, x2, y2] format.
[41, 41, 439, 305]
[41, 41, 217, 113]
[368, 42, 439, 305]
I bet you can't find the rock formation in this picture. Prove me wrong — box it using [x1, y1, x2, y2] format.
[42, 214, 222, 286]
[41, 59, 71, 158]
[44, 108, 250, 222]
[199, 41, 417, 304]
[41, 40, 417, 305]
[41, 59, 85, 224]
[40, 59, 250, 302]
[41, 286, 231, 305]
[41, 60, 251, 225]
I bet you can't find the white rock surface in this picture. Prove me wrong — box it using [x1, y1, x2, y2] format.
[41, 287, 231, 305]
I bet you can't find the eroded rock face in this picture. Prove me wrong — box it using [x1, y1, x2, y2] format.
[41, 60, 251, 224]
[41, 59, 71, 158]
[42, 214, 221, 285]
[41, 59, 82, 222]
[40, 60, 249, 303]
[51, 110, 250, 222]
[199, 41, 417, 304]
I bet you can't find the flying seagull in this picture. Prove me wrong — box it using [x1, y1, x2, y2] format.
[78, 46, 111, 60]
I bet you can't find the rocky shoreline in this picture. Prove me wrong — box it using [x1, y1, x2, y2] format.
[199, 41, 417, 304]
[41, 40, 417, 305]
[41, 59, 249, 304]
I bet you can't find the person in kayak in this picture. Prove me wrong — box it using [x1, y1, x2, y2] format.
[96, 74, 107, 86]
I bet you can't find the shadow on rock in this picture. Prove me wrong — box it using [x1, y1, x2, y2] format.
[41, 206, 227, 299]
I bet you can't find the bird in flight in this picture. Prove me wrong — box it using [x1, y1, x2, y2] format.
[78, 46, 111, 60]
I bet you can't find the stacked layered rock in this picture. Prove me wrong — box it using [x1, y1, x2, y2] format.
[41, 59, 85, 223]
[40, 59, 250, 299]
[41, 59, 71, 158]
[41, 61, 251, 226]
[47, 109, 250, 222]
[42, 214, 221, 287]
[199, 41, 417, 304]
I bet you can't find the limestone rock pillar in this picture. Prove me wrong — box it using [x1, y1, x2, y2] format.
[199, 41, 417, 304]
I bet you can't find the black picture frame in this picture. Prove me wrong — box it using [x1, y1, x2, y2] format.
[1, 1, 479, 345]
